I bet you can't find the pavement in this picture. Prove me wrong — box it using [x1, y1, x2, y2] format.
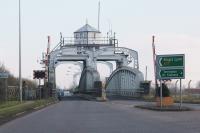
[0, 96, 200, 133]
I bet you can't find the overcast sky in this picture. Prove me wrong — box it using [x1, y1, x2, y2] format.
[0, 0, 200, 88]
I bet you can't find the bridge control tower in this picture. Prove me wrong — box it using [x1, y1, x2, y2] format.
[74, 23, 101, 45]
[44, 23, 144, 97]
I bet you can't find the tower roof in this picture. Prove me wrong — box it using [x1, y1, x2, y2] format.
[74, 24, 101, 33]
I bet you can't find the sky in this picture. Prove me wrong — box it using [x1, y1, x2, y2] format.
[0, 0, 200, 88]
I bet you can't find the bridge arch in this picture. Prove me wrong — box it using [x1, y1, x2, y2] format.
[105, 66, 144, 96]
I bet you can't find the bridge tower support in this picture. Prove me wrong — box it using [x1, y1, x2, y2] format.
[79, 67, 100, 93]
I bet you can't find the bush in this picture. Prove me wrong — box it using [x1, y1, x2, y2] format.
[157, 83, 170, 97]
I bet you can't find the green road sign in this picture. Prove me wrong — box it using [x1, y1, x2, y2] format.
[159, 69, 184, 79]
[156, 54, 185, 79]
[158, 55, 184, 67]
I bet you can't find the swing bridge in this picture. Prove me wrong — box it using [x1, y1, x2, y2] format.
[42, 24, 145, 97]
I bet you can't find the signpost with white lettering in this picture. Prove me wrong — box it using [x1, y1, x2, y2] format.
[0, 72, 9, 79]
[156, 54, 185, 109]
[156, 54, 185, 79]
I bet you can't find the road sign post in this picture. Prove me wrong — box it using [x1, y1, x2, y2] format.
[160, 80, 163, 108]
[180, 79, 182, 109]
[156, 54, 185, 109]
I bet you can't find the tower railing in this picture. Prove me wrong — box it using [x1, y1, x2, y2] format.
[61, 37, 118, 46]
[50, 36, 118, 53]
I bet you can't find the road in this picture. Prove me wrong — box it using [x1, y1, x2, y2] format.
[0, 96, 200, 133]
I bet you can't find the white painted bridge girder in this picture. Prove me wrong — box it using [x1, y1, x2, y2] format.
[47, 43, 143, 96]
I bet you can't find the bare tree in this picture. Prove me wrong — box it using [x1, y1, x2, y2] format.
[0, 62, 37, 89]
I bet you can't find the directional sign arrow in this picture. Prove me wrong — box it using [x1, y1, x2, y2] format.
[156, 54, 185, 79]
[158, 55, 184, 67]
[159, 69, 184, 78]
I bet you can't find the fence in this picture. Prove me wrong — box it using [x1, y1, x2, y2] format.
[7, 86, 37, 101]
[7, 86, 19, 100]
[106, 89, 145, 97]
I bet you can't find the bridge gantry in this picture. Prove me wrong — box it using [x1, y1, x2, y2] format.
[44, 23, 144, 97]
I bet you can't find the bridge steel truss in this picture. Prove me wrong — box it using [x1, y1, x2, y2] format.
[105, 66, 144, 97]
[47, 40, 143, 97]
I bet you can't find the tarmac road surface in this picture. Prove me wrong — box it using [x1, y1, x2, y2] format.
[0, 96, 200, 133]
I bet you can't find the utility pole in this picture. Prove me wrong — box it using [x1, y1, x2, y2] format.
[152, 36, 158, 95]
[19, 0, 22, 102]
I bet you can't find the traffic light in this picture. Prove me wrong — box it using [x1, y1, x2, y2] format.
[33, 70, 46, 79]
[33, 70, 37, 79]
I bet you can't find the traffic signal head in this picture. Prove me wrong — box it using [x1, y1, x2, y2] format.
[33, 70, 46, 79]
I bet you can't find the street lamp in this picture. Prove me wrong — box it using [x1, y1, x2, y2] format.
[19, 0, 22, 102]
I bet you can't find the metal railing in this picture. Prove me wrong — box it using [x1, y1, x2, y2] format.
[50, 36, 118, 53]
[62, 37, 118, 46]
[106, 89, 144, 97]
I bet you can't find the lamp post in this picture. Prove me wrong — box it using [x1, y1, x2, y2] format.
[19, 0, 22, 102]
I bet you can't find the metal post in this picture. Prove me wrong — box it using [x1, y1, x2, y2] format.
[160, 80, 163, 109]
[86, 31, 88, 45]
[114, 32, 116, 47]
[5, 78, 8, 101]
[98, 1, 100, 31]
[39, 79, 41, 99]
[19, 0, 22, 102]
[152, 36, 158, 96]
[175, 80, 179, 99]
[145, 66, 147, 81]
[188, 80, 192, 89]
[180, 79, 182, 109]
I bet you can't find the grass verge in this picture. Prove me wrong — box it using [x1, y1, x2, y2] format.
[0, 98, 57, 124]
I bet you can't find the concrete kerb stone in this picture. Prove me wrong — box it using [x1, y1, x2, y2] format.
[76, 94, 108, 102]
[15, 111, 26, 116]
[135, 104, 193, 111]
[96, 97, 108, 102]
